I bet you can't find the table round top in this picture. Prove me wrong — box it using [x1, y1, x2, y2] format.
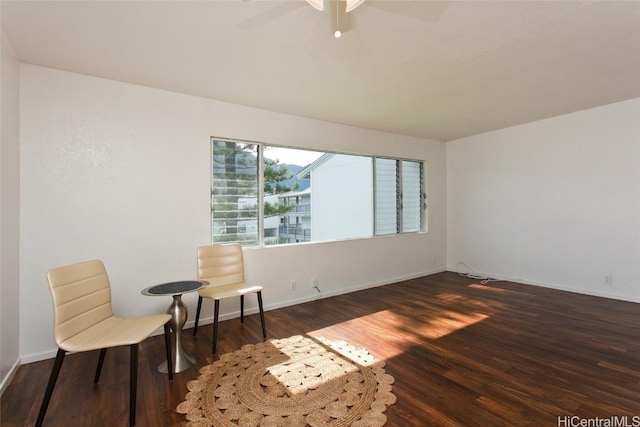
[141, 280, 206, 296]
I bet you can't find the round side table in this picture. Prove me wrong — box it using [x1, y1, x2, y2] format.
[142, 280, 206, 373]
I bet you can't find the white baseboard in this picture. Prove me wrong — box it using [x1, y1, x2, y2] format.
[0, 358, 21, 396]
[508, 276, 640, 303]
[20, 349, 58, 365]
[450, 268, 640, 304]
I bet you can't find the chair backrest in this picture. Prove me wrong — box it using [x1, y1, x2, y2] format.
[46, 260, 113, 347]
[197, 243, 245, 287]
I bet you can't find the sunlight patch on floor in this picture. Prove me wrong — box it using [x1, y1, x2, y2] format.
[309, 310, 412, 359]
[417, 311, 488, 339]
[309, 308, 489, 360]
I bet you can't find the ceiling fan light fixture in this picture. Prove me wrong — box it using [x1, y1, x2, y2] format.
[345, 0, 365, 13]
[306, 0, 324, 11]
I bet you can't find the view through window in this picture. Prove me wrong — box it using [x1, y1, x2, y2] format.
[211, 138, 426, 246]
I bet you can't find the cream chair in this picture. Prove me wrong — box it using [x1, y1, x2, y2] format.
[192, 243, 267, 353]
[36, 260, 173, 427]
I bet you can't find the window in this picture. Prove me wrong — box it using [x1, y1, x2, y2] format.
[211, 138, 426, 246]
[374, 158, 398, 235]
[211, 140, 259, 245]
[374, 158, 425, 235]
[401, 160, 424, 232]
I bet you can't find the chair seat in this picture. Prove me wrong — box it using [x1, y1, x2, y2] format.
[198, 281, 263, 301]
[58, 314, 171, 353]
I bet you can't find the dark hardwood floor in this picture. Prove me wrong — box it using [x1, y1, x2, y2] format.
[2, 272, 639, 426]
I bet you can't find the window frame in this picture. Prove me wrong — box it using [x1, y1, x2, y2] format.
[373, 157, 426, 236]
[211, 137, 426, 247]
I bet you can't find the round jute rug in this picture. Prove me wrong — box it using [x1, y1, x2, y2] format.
[176, 335, 396, 427]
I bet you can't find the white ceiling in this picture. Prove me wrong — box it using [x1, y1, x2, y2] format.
[2, 0, 639, 141]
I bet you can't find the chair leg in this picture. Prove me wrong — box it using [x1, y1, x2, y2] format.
[36, 348, 66, 427]
[94, 348, 107, 384]
[163, 323, 173, 380]
[129, 344, 138, 427]
[212, 299, 220, 354]
[257, 291, 267, 339]
[240, 295, 245, 323]
[193, 296, 203, 336]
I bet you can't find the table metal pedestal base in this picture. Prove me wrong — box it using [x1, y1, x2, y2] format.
[159, 294, 195, 373]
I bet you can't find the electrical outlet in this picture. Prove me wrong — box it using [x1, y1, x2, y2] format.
[290, 280, 297, 291]
[603, 275, 613, 285]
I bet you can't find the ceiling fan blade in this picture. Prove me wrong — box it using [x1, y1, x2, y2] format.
[345, 0, 365, 13]
[307, 0, 324, 11]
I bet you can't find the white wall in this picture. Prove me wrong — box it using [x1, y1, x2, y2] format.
[19, 65, 447, 362]
[447, 98, 640, 302]
[0, 33, 21, 393]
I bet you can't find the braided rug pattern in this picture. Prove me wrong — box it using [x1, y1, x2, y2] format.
[176, 335, 396, 427]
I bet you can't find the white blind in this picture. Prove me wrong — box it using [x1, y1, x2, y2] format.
[401, 160, 422, 232]
[211, 140, 259, 246]
[375, 158, 398, 235]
